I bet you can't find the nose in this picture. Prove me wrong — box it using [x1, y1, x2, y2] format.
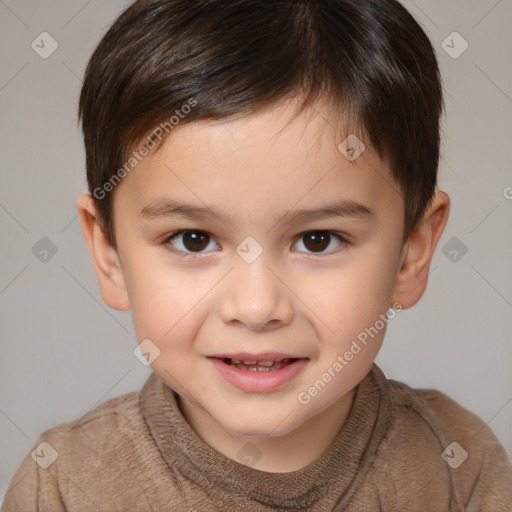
[218, 256, 294, 331]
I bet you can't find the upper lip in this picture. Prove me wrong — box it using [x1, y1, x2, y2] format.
[209, 352, 307, 362]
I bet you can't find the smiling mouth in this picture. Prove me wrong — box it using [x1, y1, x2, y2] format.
[219, 357, 299, 372]
[209, 356, 309, 392]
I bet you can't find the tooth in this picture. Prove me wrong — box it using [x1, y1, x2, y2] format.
[228, 360, 288, 372]
[243, 360, 257, 365]
[231, 359, 242, 364]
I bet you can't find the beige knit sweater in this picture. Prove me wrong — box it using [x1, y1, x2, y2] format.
[2, 364, 511, 511]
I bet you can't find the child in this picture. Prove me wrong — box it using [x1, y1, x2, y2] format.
[2, 0, 511, 510]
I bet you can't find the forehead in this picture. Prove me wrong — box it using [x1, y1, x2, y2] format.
[114, 98, 403, 226]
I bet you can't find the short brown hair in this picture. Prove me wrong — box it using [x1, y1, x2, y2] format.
[78, 0, 443, 247]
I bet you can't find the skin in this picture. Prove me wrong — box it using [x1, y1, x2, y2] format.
[77, 96, 450, 473]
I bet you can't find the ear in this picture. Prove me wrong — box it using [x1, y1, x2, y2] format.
[76, 194, 130, 311]
[391, 191, 450, 309]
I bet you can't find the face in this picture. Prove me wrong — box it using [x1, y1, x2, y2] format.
[110, 98, 407, 439]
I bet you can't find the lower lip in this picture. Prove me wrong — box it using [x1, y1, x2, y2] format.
[209, 358, 308, 393]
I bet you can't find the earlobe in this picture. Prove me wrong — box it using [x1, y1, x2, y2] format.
[76, 194, 130, 311]
[391, 191, 450, 309]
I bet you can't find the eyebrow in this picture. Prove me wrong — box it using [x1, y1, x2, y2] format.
[139, 198, 375, 227]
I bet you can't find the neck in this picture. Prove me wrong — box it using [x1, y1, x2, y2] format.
[177, 388, 357, 473]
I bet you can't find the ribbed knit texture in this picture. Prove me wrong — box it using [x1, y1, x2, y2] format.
[2, 364, 511, 511]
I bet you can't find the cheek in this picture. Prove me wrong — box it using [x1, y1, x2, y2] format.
[121, 250, 199, 341]
[300, 248, 399, 347]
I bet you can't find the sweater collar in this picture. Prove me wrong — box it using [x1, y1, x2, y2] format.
[140, 364, 391, 509]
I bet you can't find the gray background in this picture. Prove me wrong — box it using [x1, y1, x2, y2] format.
[1, 0, 511, 503]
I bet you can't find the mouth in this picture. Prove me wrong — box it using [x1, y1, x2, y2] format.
[209, 352, 308, 371]
[217, 357, 300, 372]
[207, 354, 309, 393]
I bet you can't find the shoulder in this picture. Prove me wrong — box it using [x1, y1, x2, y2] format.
[385, 375, 506, 461]
[35, 376, 167, 483]
[1, 376, 160, 511]
[39, 385, 143, 454]
[372, 369, 512, 511]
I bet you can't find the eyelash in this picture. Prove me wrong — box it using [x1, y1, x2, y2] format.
[162, 230, 349, 260]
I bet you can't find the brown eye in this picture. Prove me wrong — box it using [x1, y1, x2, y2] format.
[303, 232, 330, 252]
[182, 231, 210, 251]
[168, 230, 217, 253]
[293, 231, 345, 254]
